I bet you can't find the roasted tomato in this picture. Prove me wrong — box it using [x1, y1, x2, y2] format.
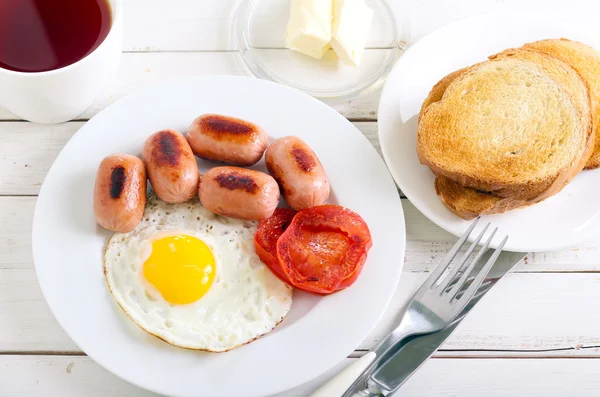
[254, 208, 297, 283]
[276, 205, 372, 294]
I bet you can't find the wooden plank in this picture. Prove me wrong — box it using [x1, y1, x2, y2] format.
[359, 272, 600, 353]
[118, 0, 600, 52]
[4, 259, 600, 355]
[123, 0, 237, 52]
[0, 122, 373, 196]
[2, 193, 597, 270]
[402, 205, 600, 271]
[121, 0, 406, 52]
[400, 357, 600, 397]
[0, 268, 77, 352]
[0, 52, 382, 121]
[2, 355, 600, 396]
[0, 123, 83, 196]
[0, 355, 351, 397]
[0, 198, 36, 267]
[0, 355, 160, 397]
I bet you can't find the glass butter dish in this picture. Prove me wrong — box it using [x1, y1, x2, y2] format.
[234, 0, 409, 100]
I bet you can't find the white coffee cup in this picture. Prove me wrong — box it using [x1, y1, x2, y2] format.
[0, 0, 123, 124]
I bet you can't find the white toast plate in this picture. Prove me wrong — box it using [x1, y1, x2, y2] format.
[32, 76, 405, 397]
[378, 14, 600, 252]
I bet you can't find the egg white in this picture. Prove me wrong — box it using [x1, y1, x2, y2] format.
[104, 195, 293, 352]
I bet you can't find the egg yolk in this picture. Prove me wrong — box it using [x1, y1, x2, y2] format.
[143, 235, 215, 305]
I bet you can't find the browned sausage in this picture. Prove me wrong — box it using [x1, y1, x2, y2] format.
[186, 114, 268, 166]
[199, 166, 279, 221]
[94, 154, 147, 233]
[265, 136, 329, 210]
[142, 129, 199, 203]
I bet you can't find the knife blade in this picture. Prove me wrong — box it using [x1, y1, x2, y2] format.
[365, 250, 528, 396]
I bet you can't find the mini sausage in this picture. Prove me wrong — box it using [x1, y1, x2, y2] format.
[94, 154, 147, 233]
[265, 136, 329, 210]
[142, 129, 199, 203]
[186, 114, 269, 166]
[199, 166, 279, 221]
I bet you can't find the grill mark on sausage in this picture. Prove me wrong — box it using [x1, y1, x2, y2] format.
[153, 131, 181, 166]
[215, 172, 259, 193]
[203, 116, 253, 135]
[291, 146, 316, 173]
[110, 166, 127, 199]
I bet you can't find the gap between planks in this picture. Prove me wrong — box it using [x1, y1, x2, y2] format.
[0, 351, 87, 356]
[353, 344, 600, 356]
[5, 349, 600, 360]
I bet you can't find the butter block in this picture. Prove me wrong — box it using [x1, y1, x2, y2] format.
[285, 0, 333, 59]
[330, 0, 374, 66]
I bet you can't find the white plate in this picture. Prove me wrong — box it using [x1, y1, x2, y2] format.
[378, 14, 600, 253]
[32, 76, 405, 397]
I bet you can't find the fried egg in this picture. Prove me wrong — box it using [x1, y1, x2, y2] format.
[104, 195, 293, 352]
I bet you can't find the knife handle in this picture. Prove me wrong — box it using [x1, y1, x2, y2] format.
[308, 313, 416, 397]
[308, 352, 377, 397]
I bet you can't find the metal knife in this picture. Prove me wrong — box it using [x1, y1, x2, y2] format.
[348, 249, 528, 396]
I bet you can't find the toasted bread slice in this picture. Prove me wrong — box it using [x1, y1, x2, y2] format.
[488, 48, 595, 199]
[418, 55, 592, 201]
[523, 39, 600, 169]
[423, 49, 595, 219]
[434, 175, 529, 220]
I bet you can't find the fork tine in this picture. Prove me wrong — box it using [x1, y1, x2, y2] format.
[455, 234, 508, 305]
[446, 225, 496, 299]
[438, 222, 490, 294]
[424, 218, 480, 289]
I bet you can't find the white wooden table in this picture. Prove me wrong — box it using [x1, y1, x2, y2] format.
[2, 1, 600, 396]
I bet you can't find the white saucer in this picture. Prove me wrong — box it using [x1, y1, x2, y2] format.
[378, 14, 600, 252]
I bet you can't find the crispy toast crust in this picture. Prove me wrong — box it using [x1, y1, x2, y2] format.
[421, 40, 600, 170]
[418, 51, 593, 202]
[524, 39, 600, 169]
[419, 67, 470, 121]
[489, 48, 595, 201]
[424, 47, 596, 219]
[434, 175, 529, 220]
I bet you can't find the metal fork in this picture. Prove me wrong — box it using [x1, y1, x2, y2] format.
[309, 219, 508, 397]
